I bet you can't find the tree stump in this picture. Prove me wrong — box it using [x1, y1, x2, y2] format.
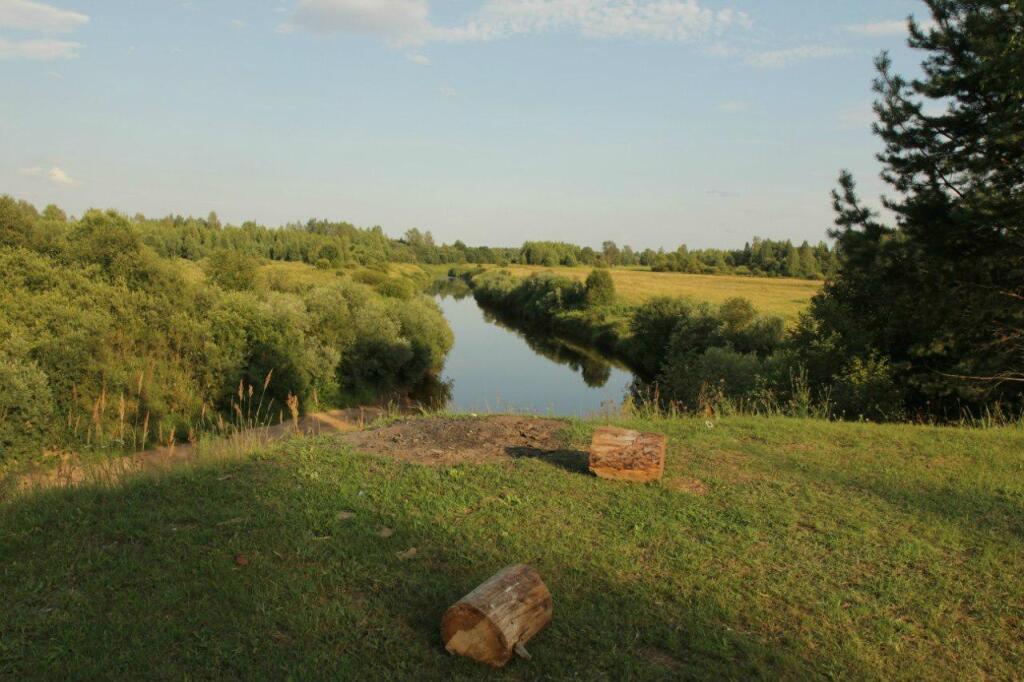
[441, 564, 553, 667]
[589, 426, 666, 482]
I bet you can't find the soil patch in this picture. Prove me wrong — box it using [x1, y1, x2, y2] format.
[665, 476, 709, 495]
[340, 416, 585, 469]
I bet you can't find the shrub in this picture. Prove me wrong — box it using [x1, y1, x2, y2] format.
[831, 354, 906, 422]
[376, 278, 416, 300]
[204, 249, 259, 291]
[627, 297, 694, 377]
[352, 268, 388, 286]
[0, 355, 55, 462]
[659, 346, 765, 410]
[584, 269, 615, 306]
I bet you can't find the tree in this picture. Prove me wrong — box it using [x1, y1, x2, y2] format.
[783, 243, 801, 277]
[601, 241, 620, 266]
[805, 0, 1024, 414]
[798, 243, 819, 278]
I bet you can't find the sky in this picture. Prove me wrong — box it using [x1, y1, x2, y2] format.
[1, 0, 934, 249]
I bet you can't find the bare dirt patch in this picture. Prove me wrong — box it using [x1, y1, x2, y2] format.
[340, 416, 586, 469]
[664, 476, 709, 495]
[640, 647, 683, 671]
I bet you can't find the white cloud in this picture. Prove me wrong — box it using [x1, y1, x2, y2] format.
[843, 17, 938, 38]
[230, 18, 246, 29]
[0, 36, 81, 59]
[408, 52, 429, 64]
[842, 20, 907, 37]
[19, 165, 80, 185]
[0, 0, 88, 33]
[283, 0, 433, 45]
[745, 45, 850, 69]
[282, 0, 751, 47]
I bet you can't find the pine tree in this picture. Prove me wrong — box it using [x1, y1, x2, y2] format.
[808, 0, 1024, 413]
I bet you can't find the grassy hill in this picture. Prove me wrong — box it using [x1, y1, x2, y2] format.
[2, 415, 1022, 679]
[462, 265, 822, 321]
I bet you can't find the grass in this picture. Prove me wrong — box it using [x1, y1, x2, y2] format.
[2, 415, 1022, 679]
[174, 257, 432, 291]
[484, 265, 822, 320]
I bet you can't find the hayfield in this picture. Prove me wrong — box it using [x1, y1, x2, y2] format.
[486, 265, 821, 320]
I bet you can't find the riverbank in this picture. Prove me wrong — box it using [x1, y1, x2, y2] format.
[455, 267, 790, 416]
[3, 413, 1021, 679]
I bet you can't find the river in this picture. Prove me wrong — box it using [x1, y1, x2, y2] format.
[433, 291, 636, 417]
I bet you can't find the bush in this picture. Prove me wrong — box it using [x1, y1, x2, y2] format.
[0, 354, 55, 462]
[376, 278, 416, 300]
[831, 354, 906, 422]
[660, 346, 765, 409]
[352, 268, 388, 286]
[204, 250, 259, 291]
[628, 298, 694, 377]
[584, 269, 615, 306]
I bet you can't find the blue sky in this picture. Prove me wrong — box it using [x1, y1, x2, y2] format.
[1, 0, 932, 249]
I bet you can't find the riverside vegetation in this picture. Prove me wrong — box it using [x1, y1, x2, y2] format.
[0, 202, 453, 463]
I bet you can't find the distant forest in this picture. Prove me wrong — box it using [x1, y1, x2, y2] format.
[136, 211, 835, 280]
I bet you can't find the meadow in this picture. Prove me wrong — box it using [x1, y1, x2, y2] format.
[481, 264, 823, 319]
[479, 265, 821, 321]
[2, 414, 1021, 679]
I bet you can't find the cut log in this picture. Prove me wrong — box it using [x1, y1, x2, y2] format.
[589, 426, 666, 482]
[441, 564, 553, 667]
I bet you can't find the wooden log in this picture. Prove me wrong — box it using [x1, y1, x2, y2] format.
[441, 564, 553, 667]
[588, 426, 666, 482]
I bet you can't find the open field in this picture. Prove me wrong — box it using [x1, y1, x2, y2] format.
[173, 258, 431, 289]
[480, 265, 822, 320]
[3, 415, 1021, 679]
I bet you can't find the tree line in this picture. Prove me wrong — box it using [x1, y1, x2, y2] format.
[403, 232, 837, 280]
[103, 211, 838, 282]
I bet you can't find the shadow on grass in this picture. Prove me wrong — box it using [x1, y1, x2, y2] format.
[0, 453, 808, 681]
[504, 446, 591, 475]
[774, 457, 1024, 539]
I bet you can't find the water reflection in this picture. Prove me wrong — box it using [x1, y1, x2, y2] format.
[477, 307, 615, 388]
[431, 282, 636, 416]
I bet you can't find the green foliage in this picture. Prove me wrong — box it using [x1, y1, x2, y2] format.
[0, 203, 453, 460]
[204, 249, 259, 291]
[830, 354, 906, 422]
[376, 278, 416, 300]
[584, 268, 615, 306]
[628, 297, 696, 377]
[352, 268, 388, 286]
[472, 270, 586, 324]
[648, 238, 834, 279]
[0, 352, 55, 462]
[803, 1, 1024, 418]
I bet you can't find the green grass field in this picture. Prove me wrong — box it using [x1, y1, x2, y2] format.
[2, 416, 1021, 679]
[473, 265, 821, 321]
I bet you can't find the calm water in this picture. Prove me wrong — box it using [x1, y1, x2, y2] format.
[434, 292, 635, 416]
